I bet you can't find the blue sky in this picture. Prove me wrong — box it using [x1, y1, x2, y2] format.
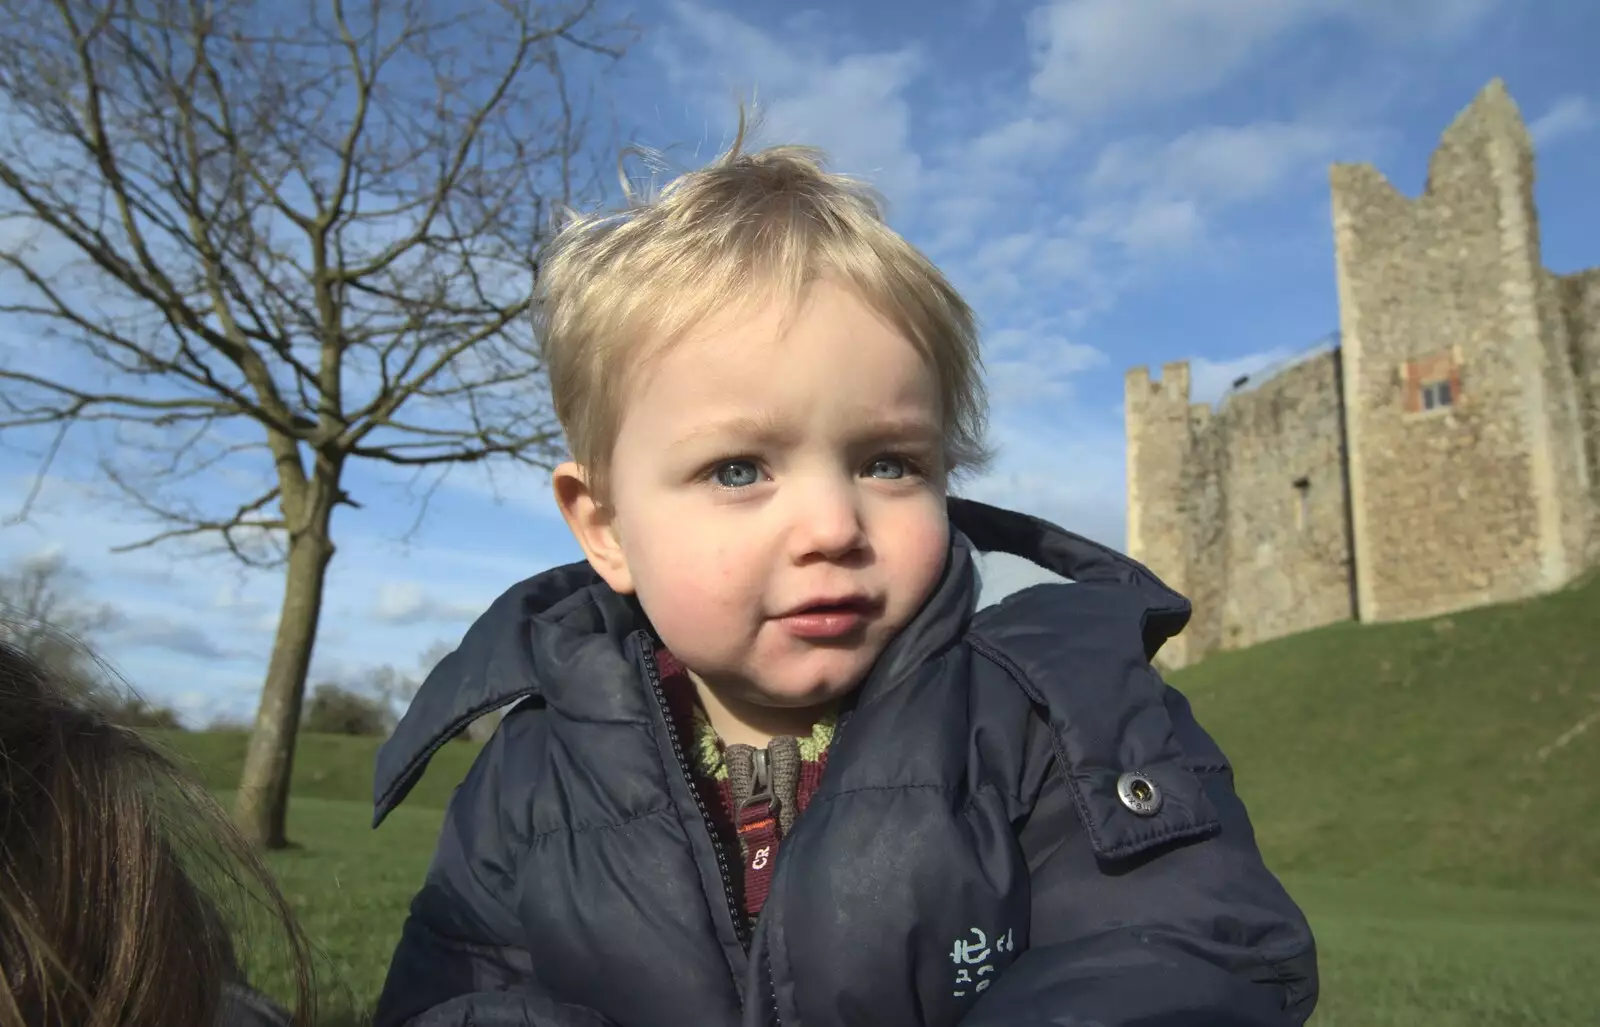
[1, 0, 1596, 725]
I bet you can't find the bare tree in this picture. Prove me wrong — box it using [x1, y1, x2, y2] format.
[303, 677, 394, 735]
[0, 551, 113, 693]
[366, 660, 418, 713]
[0, 552, 185, 725]
[1, 552, 93, 638]
[0, 0, 635, 847]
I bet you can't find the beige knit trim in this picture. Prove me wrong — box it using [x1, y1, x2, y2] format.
[692, 704, 836, 781]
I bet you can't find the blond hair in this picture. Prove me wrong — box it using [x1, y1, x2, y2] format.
[534, 116, 991, 503]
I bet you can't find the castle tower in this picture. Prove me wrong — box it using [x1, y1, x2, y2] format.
[1125, 361, 1198, 666]
[1330, 79, 1592, 623]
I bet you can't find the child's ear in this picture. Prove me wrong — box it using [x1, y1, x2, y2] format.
[552, 462, 635, 594]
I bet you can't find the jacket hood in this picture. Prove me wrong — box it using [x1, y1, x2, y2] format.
[371, 497, 1188, 827]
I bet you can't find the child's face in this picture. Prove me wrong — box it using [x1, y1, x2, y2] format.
[595, 278, 950, 709]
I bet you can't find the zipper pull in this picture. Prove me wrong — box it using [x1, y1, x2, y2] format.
[749, 746, 773, 807]
[737, 745, 776, 825]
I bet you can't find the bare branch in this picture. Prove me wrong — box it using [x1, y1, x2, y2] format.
[104, 471, 288, 569]
[2, 420, 71, 525]
[349, 426, 563, 467]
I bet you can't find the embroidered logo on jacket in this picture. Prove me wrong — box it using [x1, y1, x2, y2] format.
[950, 926, 1015, 997]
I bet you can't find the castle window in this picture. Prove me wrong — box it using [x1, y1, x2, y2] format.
[1292, 476, 1310, 531]
[1402, 350, 1461, 415]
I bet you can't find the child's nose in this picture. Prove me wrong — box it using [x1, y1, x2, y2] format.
[788, 480, 868, 561]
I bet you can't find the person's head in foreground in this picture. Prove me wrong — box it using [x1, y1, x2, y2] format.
[0, 634, 313, 1027]
[541, 118, 991, 743]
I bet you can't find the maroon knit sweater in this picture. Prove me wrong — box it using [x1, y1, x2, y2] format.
[655, 648, 829, 925]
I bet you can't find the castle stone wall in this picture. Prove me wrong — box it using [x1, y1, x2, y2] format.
[1215, 351, 1355, 650]
[1536, 265, 1595, 577]
[1180, 402, 1228, 664]
[1124, 79, 1599, 669]
[1124, 362, 1199, 668]
[1559, 268, 1600, 555]
[1128, 351, 1357, 668]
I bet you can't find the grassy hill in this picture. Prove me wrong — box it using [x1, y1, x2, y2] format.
[146, 572, 1600, 1025]
[1169, 570, 1600, 892]
[151, 726, 483, 811]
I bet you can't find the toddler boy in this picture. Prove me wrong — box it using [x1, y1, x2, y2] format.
[370, 131, 1318, 1027]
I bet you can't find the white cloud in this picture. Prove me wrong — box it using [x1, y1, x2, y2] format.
[211, 580, 272, 619]
[757, 52, 926, 208]
[656, 2, 926, 207]
[1529, 95, 1594, 148]
[955, 223, 1107, 311]
[371, 580, 490, 626]
[1027, 0, 1501, 116]
[1114, 197, 1204, 252]
[921, 113, 1077, 255]
[959, 413, 1128, 551]
[971, 232, 1042, 276]
[984, 326, 1107, 404]
[173, 689, 220, 720]
[1027, 0, 1305, 114]
[1090, 121, 1363, 205]
[967, 114, 1076, 169]
[434, 460, 564, 520]
[1355, 0, 1501, 41]
[656, 2, 1084, 279]
[102, 610, 242, 661]
[1076, 118, 1375, 257]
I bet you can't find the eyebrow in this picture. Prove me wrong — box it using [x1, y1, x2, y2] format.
[668, 412, 942, 452]
[668, 414, 797, 452]
[852, 414, 943, 447]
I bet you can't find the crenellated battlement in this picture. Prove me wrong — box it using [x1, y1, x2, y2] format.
[1125, 361, 1193, 407]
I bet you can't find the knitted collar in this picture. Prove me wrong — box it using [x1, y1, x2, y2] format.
[692, 705, 836, 781]
[655, 645, 838, 779]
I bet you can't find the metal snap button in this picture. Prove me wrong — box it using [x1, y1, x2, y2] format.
[1116, 770, 1162, 816]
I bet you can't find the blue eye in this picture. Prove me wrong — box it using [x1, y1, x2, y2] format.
[712, 460, 761, 488]
[866, 457, 908, 479]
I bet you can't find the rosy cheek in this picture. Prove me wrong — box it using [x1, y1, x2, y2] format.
[682, 552, 740, 606]
[700, 527, 756, 583]
[911, 521, 951, 580]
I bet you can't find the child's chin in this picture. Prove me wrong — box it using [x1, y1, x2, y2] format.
[756, 663, 870, 706]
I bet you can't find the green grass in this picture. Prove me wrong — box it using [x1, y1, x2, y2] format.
[151, 728, 483, 812]
[150, 575, 1600, 1024]
[143, 731, 483, 1025]
[1173, 570, 1600, 891]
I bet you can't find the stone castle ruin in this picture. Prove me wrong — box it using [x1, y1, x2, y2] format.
[1124, 79, 1600, 670]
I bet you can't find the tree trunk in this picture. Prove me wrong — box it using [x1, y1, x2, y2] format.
[233, 488, 338, 850]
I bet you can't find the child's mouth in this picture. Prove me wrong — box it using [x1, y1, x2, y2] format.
[776, 597, 879, 640]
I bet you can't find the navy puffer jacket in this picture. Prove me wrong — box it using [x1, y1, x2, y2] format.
[370, 498, 1318, 1027]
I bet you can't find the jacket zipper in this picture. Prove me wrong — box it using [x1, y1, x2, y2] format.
[743, 748, 785, 1025]
[742, 747, 773, 818]
[639, 643, 750, 953]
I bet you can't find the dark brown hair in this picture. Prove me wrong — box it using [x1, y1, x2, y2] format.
[0, 635, 316, 1026]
